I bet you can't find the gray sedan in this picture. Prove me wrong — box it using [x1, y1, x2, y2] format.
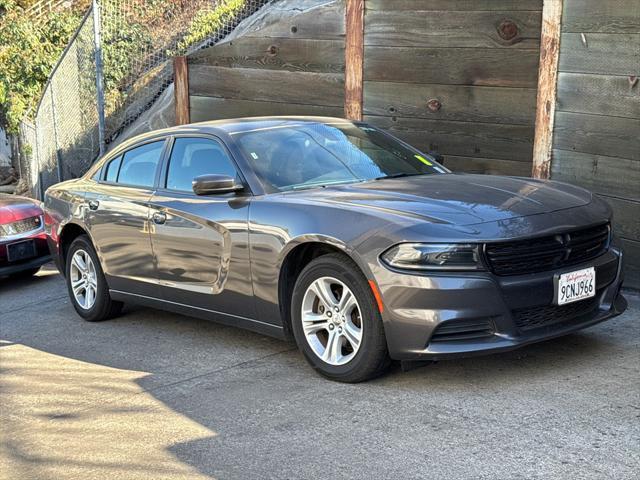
[44, 117, 627, 382]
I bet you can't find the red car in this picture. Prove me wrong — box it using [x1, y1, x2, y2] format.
[0, 194, 51, 278]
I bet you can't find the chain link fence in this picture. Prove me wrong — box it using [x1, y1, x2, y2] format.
[18, 0, 269, 198]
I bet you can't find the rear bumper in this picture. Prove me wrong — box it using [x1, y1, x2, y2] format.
[378, 247, 627, 361]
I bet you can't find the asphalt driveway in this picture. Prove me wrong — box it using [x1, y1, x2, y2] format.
[1, 264, 639, 480]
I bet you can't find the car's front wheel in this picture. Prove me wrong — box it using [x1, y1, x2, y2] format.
[66, 235, 122, 322]
[291, 253, 390, 382]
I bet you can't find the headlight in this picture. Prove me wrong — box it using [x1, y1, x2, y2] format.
[0, 216, 43, 238]
[381, 243, 484, 271]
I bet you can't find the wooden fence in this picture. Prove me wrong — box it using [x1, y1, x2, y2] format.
[166, 0, 638, 286]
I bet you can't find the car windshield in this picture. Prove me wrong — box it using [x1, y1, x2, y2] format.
[234, 122, 449, 192]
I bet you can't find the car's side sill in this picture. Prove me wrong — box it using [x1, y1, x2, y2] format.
[109, 290, 286, 340]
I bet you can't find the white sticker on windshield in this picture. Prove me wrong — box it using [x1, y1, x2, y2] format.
[250, 152, 259, 160]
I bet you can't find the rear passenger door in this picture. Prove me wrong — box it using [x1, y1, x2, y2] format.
[85, 139, 166, 297]
[148, 136, 255, 318]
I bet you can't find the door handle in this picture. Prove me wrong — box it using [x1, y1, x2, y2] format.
[88, 200, 99, 211]
[152, 212, 167, 225]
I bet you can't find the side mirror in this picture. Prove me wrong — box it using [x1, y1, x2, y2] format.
[192, 174, 243, 195]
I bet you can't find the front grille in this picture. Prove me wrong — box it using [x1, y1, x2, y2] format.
[512, 297, 600, 331]
[430, 318, 495, 342]
[485, 223, 610, 276]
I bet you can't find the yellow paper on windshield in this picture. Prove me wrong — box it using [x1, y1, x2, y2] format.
[414, 154, 433, 166]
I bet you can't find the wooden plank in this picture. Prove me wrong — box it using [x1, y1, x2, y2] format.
[345, 0, 364, 120]
[365, 115, 534, 162]
[366, 0, 543, 11]
[364, 46, 540, 87]
[557, 72, 640, 120]
[551, 149, 640, 200]
[600, 195, 640, 240]
[558, 33, 640, 76]
[442, 155, 532, 176]
[247, 2, 345, 40]
[188, 37, 344, 74]
[531, 0, 562, 179]
[173, 56, 190, 125]
[364, 82, 537, 125]
[561, 0, 640, 33]
[621, 239, 640, 289]
[190, 96, 344, 123]
[189, 66, 344, 107]
[553, 111, 640, 161]
[365, 11, 542, 49]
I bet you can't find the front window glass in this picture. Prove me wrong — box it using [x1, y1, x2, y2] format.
[166, 137, 238, 192]
[117, 141, 164, 188]
[234, 122, 448, 192]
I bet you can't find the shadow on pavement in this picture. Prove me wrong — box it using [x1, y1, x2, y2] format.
[1, 268, 638, 479]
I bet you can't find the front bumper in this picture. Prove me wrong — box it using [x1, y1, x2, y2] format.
[377, 247, 627, 361]
[0, 233, 51, 277]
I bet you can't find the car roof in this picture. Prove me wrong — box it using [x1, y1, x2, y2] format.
[111, 116, 359, 153]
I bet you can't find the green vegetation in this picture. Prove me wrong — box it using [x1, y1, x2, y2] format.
[0, 0, 85, 131]
[0, 0, 250, 132]
[176, 0, 247, 53]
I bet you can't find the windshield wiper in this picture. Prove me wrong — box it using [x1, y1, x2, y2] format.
[374, 172, 424, 180]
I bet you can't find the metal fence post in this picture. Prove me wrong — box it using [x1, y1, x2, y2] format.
[92, 0, 107, 157]
[50, 87, 64, 183]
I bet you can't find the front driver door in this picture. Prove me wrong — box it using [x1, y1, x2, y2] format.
[148, 136, 255, 319]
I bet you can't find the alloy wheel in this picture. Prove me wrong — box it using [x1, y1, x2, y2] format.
[69, 249, 98, 310]
[301, 276, 363, 366]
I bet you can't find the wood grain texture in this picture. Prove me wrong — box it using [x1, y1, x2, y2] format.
[442, 155, 532, 176]
[553, 111, 640, 161]
[345, 0, 364, 120]
[557, 72, 640, 120]
[365, 10, 542, 49]
[190, 96, 343, 123]
[366, 0, 543, 11]
[551, 149, 640, 200]
[531, 0, 562, 179]
[249, 2, 345, 39]
[173, 56, 190, 125]
[365, 115, 534, 162]
[188, 37, 344, 74]
[364, 82, 537, 125]
[189, 65, 344, 107]
[364, 47, 539, 87]
[558, 33, 640, 75]
[600, 195, 640, 240]
[561, 0, 640, 33]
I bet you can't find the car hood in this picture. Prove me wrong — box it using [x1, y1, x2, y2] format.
[292, 174, 593, 226]
[0, 195, 43, 223]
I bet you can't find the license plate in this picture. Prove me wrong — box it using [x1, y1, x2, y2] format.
[555, 267, 596, 305]
[7, 239, 37, 262]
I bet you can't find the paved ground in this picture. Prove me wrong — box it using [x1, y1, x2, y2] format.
[1, 264, 639, 480]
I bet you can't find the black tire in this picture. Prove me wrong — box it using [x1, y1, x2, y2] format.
[9, 267, 40, 279]
[291, 253, 390, 383]
[66, 235, 123, 322]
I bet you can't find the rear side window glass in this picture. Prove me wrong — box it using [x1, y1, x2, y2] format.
[166, 137, 238, 192]
[117, 141, 164, 188]
[104, 155, 122, 182]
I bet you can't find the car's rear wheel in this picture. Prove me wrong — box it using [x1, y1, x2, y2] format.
[291, 253, 390, 382]
[66, 235, 122, 322]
